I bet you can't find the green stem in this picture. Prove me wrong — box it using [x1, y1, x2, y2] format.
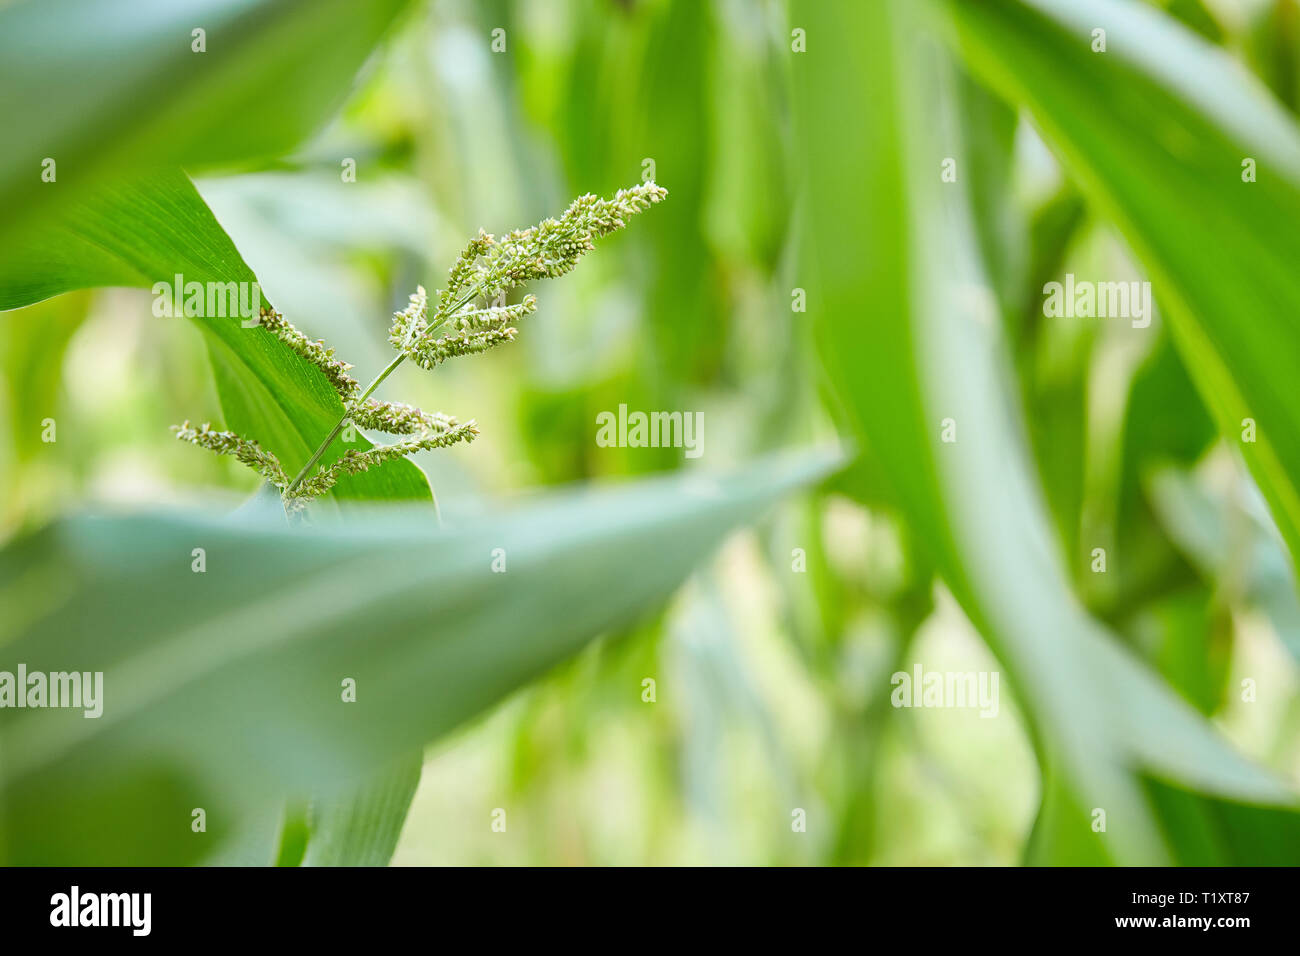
[283, 352, 407, 498]
[281, 283, 486, 500]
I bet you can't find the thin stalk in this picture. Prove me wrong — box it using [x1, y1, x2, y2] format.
[283, 353, 405, 497]
[281, 284, 485, 499]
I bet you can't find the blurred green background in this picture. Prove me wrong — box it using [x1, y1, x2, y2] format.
[3, 0, 1300, 865]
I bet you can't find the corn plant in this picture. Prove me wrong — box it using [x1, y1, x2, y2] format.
[173, 184, 666, 514]
[1, 0, 1300, 871]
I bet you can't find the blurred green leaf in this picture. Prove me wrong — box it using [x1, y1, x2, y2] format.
[0, 293, 90, 465]
[1130, 587, 1229, 715]
[1009, 187, 1091, 564]
[1150, 465, 1300, 664]
[0, 448, 839, 864]
[0, 0, 414, 243]
[1115, 338, 1215, 567]
[1161, 0, 1225, 44]
[549, 0, 724, 389]
[1143, 776, 1300, 864]
[795, 0, 1297, 864]
[947, 0, 1300, 588]
[703, 1, 793, 270]
[1244, 0, 1300, 113]
[301, 754, 422, 867]
[956, 70, 1025, 314]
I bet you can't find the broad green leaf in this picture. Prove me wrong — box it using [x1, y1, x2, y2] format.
[1150, 465, 1300, 665]
[1008, 186, 1091, 566]
[275, 754, 424, 868]
[1143, 776, 1300, 865]
[0, 293, 90, 467]
[0, 0, 413, 243]
[1243, 0, 1300, 114]
[0, 448, 839, 864]
[0, 170, 432, 506]
[1130, 587, 1228, 716]
[546, 0, 725, 391]
[1163, 0, 1226, 44]
[1114, 337, 1215, 594]
[946, 0, 1300, 588]
[793, 0, 1297, 865]
[956, 70, 1024, 315]
[301, 755, 422, 867]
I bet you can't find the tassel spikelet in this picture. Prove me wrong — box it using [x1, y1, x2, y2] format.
[439, 232, 495, 313]
[348, 398, 452, 435]
[393, 292, 538, 371]
[388, 286, 431, 353]
[435, 182, 668, 312]
[173, 421, 290, 490]
[173, 182, 667, 514]
[292, 418, 480, 502]
[257, 306, 360, 398]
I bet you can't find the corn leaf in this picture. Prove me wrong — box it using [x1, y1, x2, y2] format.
[946, 0, 1300, 585]
[793, 0, 1297, 865]
[0, 449, 839, 864]
[0, 0, 414, 244]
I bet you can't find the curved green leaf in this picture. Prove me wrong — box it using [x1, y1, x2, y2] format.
[0, 448, 839, 864]
[794, 0, 1297, 865]
[946, 0, 1300, 585]
[302, 755, 422, 867]
[0, 0, 414, 242]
